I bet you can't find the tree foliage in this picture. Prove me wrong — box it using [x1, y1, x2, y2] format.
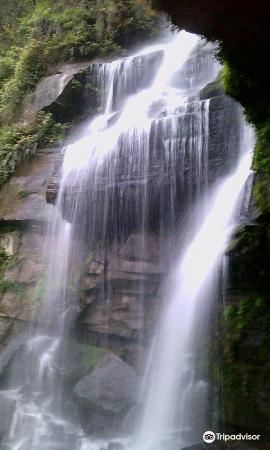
[0, 0, 159, 185]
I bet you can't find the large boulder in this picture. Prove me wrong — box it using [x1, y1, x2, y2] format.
[74, 353, 138, 414]
[74, 353, 139, 435]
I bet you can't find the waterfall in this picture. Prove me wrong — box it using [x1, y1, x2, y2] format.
[134, 149, 253, 450]
[0, 30, 253, 450]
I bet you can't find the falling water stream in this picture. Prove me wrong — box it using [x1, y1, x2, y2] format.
[0, 31, 253, 450]
[134, 150, 253, 450]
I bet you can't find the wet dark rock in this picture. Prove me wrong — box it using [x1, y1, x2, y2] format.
[79, 234, 163, 358]
[207, 95, 242, 183]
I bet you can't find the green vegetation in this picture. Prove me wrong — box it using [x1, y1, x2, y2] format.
[217, 297, 270, 429]
[0, 0, 159, 185]
[79, 343, 107, 368]
[221, 60, 270, 213]
[0, 279, 25, 295]
[16, 188, 30, 199]
[223, 297, 269, 332]
[0, 0, 158, 124]
[0, 112, 66, 186]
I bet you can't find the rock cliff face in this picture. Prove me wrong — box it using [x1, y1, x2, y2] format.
[22, 62, 93, 122]
[0, 146, 60, 349]
[78, 233, 165, 365]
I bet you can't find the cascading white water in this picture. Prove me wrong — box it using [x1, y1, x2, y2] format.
[133, 147, 253, 450]
[0, 29, 253, 450]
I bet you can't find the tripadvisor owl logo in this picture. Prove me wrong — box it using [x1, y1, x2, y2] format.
[203, 431, 216, 443]
[203, 431, 261, 443]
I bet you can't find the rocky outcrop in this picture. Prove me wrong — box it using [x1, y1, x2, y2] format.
[23, 50, 164, 125]
[22, 62, 91, 120]
[22, 61, 98, 123]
